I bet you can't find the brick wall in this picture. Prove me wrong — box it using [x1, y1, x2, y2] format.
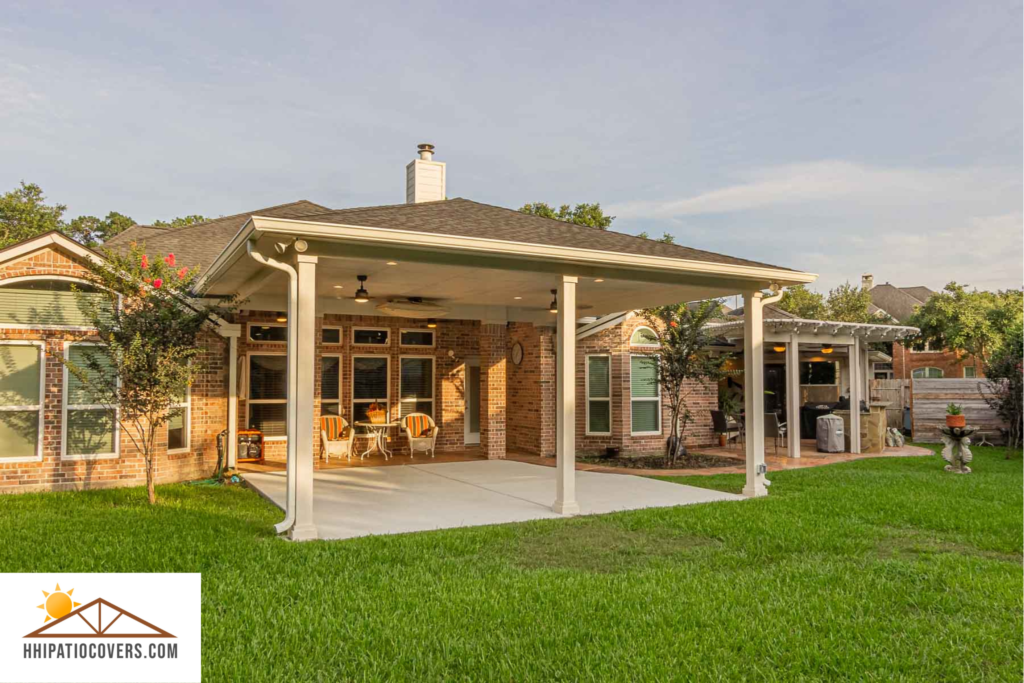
[479, 323, 507, 459]
[506, 323, 556, 456]
[892, 342, 985, 381]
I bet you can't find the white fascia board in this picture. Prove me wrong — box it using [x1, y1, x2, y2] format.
[0, 232, 104, 267]
[576, 311, 633, 340]
[196, 216, 818, 292]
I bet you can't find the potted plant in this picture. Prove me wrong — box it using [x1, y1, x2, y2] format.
[946, 403, 966, 428]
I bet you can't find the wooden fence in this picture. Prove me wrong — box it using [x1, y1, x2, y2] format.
[869, 379, 909, 430]
[910, 378, 1006, 443]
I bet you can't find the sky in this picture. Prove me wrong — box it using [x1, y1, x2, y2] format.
[2, 0, 1021, 293]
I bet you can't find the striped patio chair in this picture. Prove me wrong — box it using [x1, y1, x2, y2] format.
[320, 415, 355, 461]
[402, 413, 438, 458]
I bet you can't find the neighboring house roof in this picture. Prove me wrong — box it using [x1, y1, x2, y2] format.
[867, 283, 931, 323]
[262, 198, 798, 273]
[723, 303, 797, 321]
[104, 200, 331, 273]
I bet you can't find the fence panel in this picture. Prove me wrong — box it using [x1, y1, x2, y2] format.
[870, 379, 908, 430]
[911, 378, 1006, 443]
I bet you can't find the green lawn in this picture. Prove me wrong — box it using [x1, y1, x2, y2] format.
[1, 445, 1021, 682]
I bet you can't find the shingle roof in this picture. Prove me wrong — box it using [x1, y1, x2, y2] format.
[724, 303, 797, 321]
[899, 286, 935, 302]
[279, 198, 797, 272]
[103, 200, 331, 272]
[868, 283, 930, 323]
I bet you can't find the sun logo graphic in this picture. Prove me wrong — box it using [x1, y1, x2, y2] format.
[37, 583, 81, 623]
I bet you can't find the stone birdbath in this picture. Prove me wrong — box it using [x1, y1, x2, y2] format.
[940, 426, 976, 474]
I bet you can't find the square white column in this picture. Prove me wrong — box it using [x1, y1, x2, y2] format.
[227, 333, 239, 468]
[743, 291, 769, 497]
[849, 337, 862, 454]
[290, 254, 318, 541]
[785, 332, 801, 458]
[553, 275, 580, 515]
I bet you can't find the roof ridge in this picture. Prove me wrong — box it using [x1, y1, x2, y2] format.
[151, 199, 330, 234]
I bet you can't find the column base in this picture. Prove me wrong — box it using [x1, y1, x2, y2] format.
[288, 524, 319, 542]
[552, 500, 580, 515]
[742, 482, 769, 498]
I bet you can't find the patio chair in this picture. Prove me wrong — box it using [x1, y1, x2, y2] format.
[402, 413, 438, 458]
[764, 412, 787, 454]
[711, 410, 741, 448]
[320, 415, 355, 462]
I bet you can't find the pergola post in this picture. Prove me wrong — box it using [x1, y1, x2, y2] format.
[785, 331, 801, 458]
[849, 336, 862, 454]
[743, 290, 769, 497]
[553, 275, 580, 515]
[290, 254, 319, 541]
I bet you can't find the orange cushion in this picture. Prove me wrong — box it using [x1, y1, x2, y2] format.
[405, 415, 432, 438]
[321, 416, 347, 440]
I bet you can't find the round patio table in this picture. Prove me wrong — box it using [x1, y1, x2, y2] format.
[355, 421, 398, 460]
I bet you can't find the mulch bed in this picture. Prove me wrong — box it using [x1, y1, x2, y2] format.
[580, 453, 743, 470]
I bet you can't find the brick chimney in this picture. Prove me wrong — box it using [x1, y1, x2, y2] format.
[861, 273, 874, 290]
[405, 143, 446, 204]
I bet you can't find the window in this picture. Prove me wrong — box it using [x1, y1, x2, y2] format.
[963, 366, 977, 378]
[167, 387, 189, 452]
[912, 367, 944, 379]
[630, 355, 661, 435]
[911, 341, 937, 353]
[800, 361, 838, 385]
[321, 355, 341, 416]
[400, 329, 435, 348]
[630, 326, 659, 347]
[586, 355, 612, 435]
[352, 356, 389, 423]
[400, 357, 434, 418]
[353, 327, 389, 346]
[249, 324, 287, 343]
[248, 354, 287, 437]
[0, 278, 112, 328]
[873, 362, 894, 380]
[0, 342, 44, 461]
[63, 344, 118, 458]
[322, 327, 342, 344]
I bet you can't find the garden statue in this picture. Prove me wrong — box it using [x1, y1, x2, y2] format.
[940, 426, 975, 474]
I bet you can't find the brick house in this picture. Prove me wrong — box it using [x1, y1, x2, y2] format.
[0, 145, 821, 538]
[863, 275, 984, 380]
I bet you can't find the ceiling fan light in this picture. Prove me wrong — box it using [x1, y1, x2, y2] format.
[772, 344, 786, 353]
[426, 319, 437, 328]
[548, 289, 558, 314]
[354, 274, 370, 303]
[275, 312, 287, 323]
[821, 344, 834, 354]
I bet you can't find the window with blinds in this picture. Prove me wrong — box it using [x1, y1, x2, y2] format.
[586, 355, 611, 434]
[630, 355, 660, 435]
[64, 345, 118, 457]
[400, 357, 434, 418]
[167, 386, 189, 452]
[0, 343, 43, 460]
[248, 355, 287, 436]
[321, 356, 341, 416]
[353, 356, 389, 423]
[0, 279, 111, 328]
[630, 326, 659, 347]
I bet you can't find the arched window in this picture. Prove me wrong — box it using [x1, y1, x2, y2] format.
[912, 367, 944, 379]
[0, 277, 111, 328]
[630, 326, 659, 347]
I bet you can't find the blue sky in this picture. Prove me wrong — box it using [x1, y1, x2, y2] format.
[2, 0, 1020, 292]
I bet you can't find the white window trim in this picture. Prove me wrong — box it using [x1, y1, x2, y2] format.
[963, 366, 977, 378]
[912, 366, 944, 379]
[61, 341, 120, 460]
[629, 325, 660, 348]
[629, 354, 662, 436]
[0, 274, 119, 331]
[320, 353, 343, 416]
[321, 325, 343, 345]
[399, 328, 436, 348]
[0, 340, 45, 463]
[352, 326, 391, 346]
[166, 385, 191, 454]
[246, 351, 288, 441]
[247, 322, 288, 344]
[399, 355, 435, 419]
[910, 341, 937, 353]
[585, 354, 612, 436]
[352, 354, 390, 423]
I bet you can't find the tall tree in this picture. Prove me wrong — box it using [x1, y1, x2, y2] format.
[981, 322, 1023, 454]
[908, 283, 1023, 367]
[0, 182, 67, 247]
[637, 231, 675, 243]
[152, 215, 209, 228]
[777, 284, 825, 319]
[66, 211, 137, 246]
[822, 282, 877, 323]
[519, 202, 614, 229]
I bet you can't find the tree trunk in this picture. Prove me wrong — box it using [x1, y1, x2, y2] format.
[144, 424, 157, 505]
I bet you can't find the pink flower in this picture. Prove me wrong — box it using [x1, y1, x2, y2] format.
[140, 254, 149, 269]
[165, 253, 176, 267]
[177, 266, 188, 279]
[152, 278, 163, 289]
[669, 321, 678, 328]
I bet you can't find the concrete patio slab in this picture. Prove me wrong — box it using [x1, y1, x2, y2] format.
[243, 459, 741, 540]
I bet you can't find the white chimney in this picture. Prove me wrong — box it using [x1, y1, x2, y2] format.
[405, 143, 446, 204]
[861, 273, 874, 290]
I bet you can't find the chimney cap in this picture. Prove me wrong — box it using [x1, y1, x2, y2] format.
[417, 143, 435, 160]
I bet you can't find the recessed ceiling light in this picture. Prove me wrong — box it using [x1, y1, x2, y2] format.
[514, 296, 522, 300]
[333, 285, 343, 289]
[594, 279, 604, 283]
[386, 261, 398, 266]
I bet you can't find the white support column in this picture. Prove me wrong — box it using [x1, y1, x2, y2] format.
[227, 333, 239, 468]
[743, 291, 770, 497]
[553, 275, 580, 515]
[785, 332, 801, 458]
[849, 337, 862, 454]
[290, 254, 319, 541]
[861, 346, 871, 400]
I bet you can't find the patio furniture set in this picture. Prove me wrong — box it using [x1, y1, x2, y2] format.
[319, 414, 439, 462]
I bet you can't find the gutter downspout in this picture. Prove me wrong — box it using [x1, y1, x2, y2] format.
[246, 240, 298, 535]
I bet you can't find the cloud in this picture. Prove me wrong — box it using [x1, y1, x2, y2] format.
[608, 161, 1010, 219]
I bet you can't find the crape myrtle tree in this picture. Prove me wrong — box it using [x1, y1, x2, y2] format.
[640, 299, 730, 466]
[981, 323, 1023, 455]
[62, 243, 235, 504]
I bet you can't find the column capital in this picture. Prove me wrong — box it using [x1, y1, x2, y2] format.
[295, 254, 318, 264]
[559, 275, 579, 285]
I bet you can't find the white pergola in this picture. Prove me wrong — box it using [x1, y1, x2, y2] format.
[198, 216, 817, 540]
[708, 315, 919, 459]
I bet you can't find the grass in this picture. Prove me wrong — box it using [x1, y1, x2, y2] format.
[1, 445, 1021, 681]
